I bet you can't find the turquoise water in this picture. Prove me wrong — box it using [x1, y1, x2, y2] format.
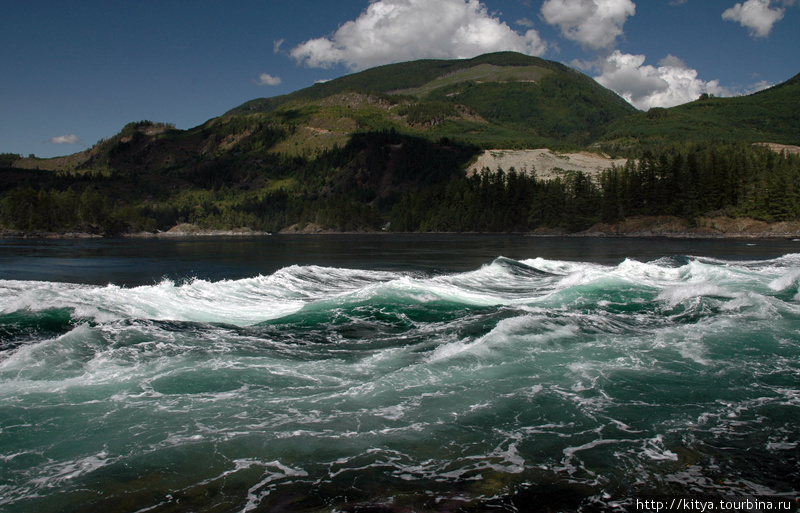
[1, 237, 799, 512]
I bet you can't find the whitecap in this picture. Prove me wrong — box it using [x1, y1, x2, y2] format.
[768, 270, 800, 292]
[426, 314, 579, 363]
[656, 283, 737, 306]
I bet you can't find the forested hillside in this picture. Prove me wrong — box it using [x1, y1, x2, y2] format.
[3, 138, 800, 235]
[2, 52, 799, 236]
[392, 143, 800, 232]
[0, 130, 481, 233]
[601, 72, 800, 147]
[226, 52, 636, 149]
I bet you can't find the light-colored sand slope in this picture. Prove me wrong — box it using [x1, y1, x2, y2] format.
[468, 149, 630, 180]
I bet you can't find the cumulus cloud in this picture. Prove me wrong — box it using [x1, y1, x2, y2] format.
[289, 0, 547, 71]
[256, 73, 282, 86]
[595, 51, 728, 110]
[722, 0, 787, 37]
[658, 54, 687, 68]
[540, 0, 636, 50]
[50, 134, 82, 145]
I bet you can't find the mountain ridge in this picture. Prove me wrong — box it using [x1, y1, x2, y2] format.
[12, 53, 798, 174]
[221, 51, 637, 149]
[600, 70, 800, 147]
[9, 51, 640, 176]
[2, 53, 800, 236]
[225, 52, 583, 116]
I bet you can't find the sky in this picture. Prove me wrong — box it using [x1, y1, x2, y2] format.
[2, 0, 798, 159]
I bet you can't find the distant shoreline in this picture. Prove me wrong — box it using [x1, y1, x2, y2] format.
[4, 216, 800, 240]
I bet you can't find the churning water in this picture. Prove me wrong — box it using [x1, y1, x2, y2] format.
[0, 236, 798, 512]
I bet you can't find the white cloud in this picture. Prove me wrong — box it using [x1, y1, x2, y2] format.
[658, 54, 686, 68]
[540, 0, 636, 50]
[289, 0, 547, 71]
[595, 51, 728, 110]
[257, 73, 282, 86]
[745, 79, 774, 93]
[50, 134, 82, 145]
[722, 0, 786, 37]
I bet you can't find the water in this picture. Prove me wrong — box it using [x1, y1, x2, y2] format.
[1, 235, 799, 512]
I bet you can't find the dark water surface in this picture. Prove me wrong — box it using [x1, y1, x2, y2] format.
[2, 234, 798, 285]
[1, 235, 798, 512]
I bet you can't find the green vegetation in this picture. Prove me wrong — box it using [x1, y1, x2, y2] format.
[226, 52, 573, 116]
[599, 143, 800, 223]
[422, 70, 634, 145]
[397, 102, 458, 125]
[226, 51, 636, 150]
[4, 140, 799, 235]
[2, 53, 799, 236]
[388, 143, 800, 232]
[0, 153, 21, 167]
[395, 63, 552, 97]
[1, 131, 480, 234]
[601, 72, 800, 146]
[0, 186, 156, 234]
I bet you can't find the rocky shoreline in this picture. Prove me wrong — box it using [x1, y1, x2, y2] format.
[4, 217, 800, 240]
[582, 215, 800, 239]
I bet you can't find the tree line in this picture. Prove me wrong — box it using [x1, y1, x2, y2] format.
[388, 142, 800, 232]
[2, 141, 799, 234]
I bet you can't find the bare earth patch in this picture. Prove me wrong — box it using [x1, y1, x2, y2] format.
[468, 149, 629, 180]
[755, 143, 800, 155]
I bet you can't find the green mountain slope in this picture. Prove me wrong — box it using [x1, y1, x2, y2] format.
[226, 52, 638, 148]
[4, 53, 800, 236]
[17, 52, 633, 179]
[601, 72, 800, 147]
[227, 52, 572, 115]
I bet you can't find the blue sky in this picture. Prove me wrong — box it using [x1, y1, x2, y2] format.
[2, 0, 798, 159]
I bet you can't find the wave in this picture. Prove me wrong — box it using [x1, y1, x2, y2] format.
[1, 254, 799, 511]
[2, 254, 798, 328]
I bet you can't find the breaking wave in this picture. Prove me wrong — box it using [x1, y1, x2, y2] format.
[1, 255, 799, 512]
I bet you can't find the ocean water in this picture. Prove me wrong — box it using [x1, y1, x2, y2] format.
[1, 235, 799, 512]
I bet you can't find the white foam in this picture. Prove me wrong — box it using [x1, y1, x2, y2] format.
[766, 441, 798, 451]
[641, 435, 679, 461]
[657, 283, 737, 305]
[0, 324, 97, 380]
[0, 265, 402, 326]
[239, 460, 308, 512]
[769, 270, 800, 292]
[560, 438, 625, 474]
[28, 451, 114, 488]
[426, 314, 579, 363]
[4, 253, 792, 328]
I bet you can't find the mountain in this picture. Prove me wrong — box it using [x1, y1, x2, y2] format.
[3, 53, 800, 235]
[600, 71, 800, 147]
[5, 51, 643, 198]
[225, 51, 638, 149]
[7, 52, 638, 178]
